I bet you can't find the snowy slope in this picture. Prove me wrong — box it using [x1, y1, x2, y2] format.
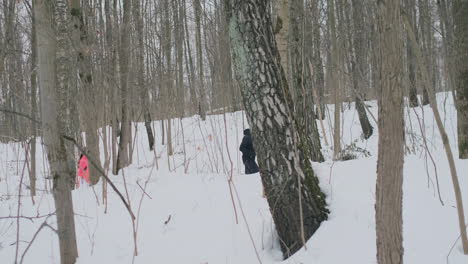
[1, 92, 468, 263]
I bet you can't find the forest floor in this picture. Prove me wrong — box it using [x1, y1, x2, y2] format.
[1, 92, 468, 263]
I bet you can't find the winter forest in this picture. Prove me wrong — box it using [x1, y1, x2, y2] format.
[0, 0, 468, 263]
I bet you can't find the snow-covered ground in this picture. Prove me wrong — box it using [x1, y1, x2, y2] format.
[1, 92, 468, 263]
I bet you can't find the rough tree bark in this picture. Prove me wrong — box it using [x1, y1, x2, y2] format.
[455, 1, 468, 159]
[227, 0, 328, 258]
[375, 0, 405, 263]
[70, 0, 103, 185]
[35, 0, 79, 263]
[290, 0, 323, 162]
[273, 0, 290, 85]
[406, 0, 419, 107]
[310, 0, 325, 121]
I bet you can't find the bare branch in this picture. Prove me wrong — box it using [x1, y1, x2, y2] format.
[62, 135, 136, 220]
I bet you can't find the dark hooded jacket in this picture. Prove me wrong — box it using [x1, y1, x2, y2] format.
[239, 129, 259, 174]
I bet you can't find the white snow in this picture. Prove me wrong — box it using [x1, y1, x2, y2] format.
[0, 92, 468, 263]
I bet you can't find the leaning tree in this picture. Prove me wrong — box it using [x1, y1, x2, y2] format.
[226, 0, 328, 258]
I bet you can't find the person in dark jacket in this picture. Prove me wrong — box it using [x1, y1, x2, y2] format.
[239, 129, 259, 174]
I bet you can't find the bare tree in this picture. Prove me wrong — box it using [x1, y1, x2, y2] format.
[375, 0, 404, 263]
[350, 0, 373, 139]
[327, 0, 341, 159]
[455, 1, 468, 159]
[134, 0, 155, 151]
[406, 0, 419, 107]
[70, 0, 103, 185]
[115, 0, 132, 174]
[194, 0, 207, 119]
[29, 1, 37, 196]
[227, 0, 328, 257]
[35, 0, 78, 262]
[290, 0, 323, 162]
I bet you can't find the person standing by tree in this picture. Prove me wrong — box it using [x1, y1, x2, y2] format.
[239, 129, 259, 174]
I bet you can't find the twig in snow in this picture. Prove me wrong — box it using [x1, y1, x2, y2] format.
[15, 142, 30, 264]
[164, 215, 172, 225]
[136, 181, 152, 199]
[223, 112, 239, 224]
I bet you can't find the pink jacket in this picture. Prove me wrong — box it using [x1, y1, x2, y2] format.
[77, 155, 90, 186]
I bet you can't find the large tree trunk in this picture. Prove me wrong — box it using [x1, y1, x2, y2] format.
[227, 0, 328, 258]
[70, 0, 103, 185]
[290, 0, 323, 162]
[35, 0, 78, 263]
[375, 0, 405, 263]
[455, 1, 468, 159]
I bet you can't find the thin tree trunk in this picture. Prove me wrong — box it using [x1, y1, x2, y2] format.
[134, 0, 155, 151]
[163, 0, 173, 156]
[328, 0, 341, 159]
[29, 3, 37, 196]
[351, 0, 373, 139]
[194, 0, 206, 120]
[115, 0, 132, 174]
[183, 0, 197, 115]
[175, 0, 185, 118]
[310, 0, 325, 120]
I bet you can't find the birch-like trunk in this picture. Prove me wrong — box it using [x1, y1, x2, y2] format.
[227, 0, 328, 257]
